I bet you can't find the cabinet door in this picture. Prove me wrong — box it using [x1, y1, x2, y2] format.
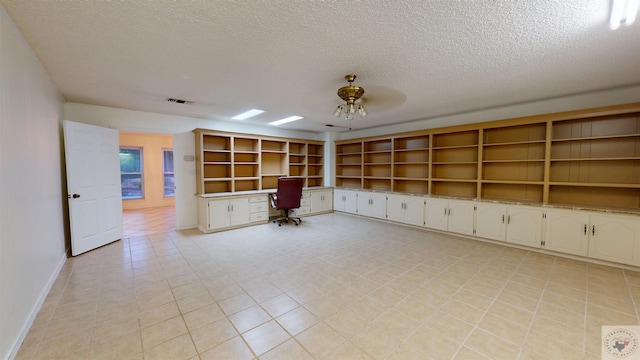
[386, 194, 405, 223]
[448, 200, 475, 236]
[475, 203, 506, 241]
[344, 190, 358, 214]
[310, 191, 323, 213]
[356, 192, 372, 217]
[505, 205, 542, 248]
[425, 198, 449, 231]
[370, 192, 387, 219]
[311, 190, 333, 213]
[333, 190, 345, 212]
[229, 197, 250, 226]
[544, 209, 588, 257]
[208, 199, 230, 230]
[589, 214, 640, 266]
[404, 195, 425, 227]
[322, 190, 333, 212]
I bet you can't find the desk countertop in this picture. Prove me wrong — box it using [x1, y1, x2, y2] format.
[198, 186, 333, 198]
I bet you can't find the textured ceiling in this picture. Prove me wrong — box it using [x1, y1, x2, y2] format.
[2, 0, 639, 133]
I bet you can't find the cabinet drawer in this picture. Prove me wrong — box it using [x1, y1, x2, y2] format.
[295, 207, 311, 215]
[249, 195, 267, 203]
[301, 198, 311, 207]
[251, 203, 267, 213]
[250, 212, 268, 222]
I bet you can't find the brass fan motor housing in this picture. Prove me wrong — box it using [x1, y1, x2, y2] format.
[337, 74, 364, 105]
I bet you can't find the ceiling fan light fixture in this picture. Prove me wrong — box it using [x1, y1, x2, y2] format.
[333, 74, 367, 121]
[358, 104, 368, 117]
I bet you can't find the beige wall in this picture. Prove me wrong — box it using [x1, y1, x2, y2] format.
[1, 5, 67, 359]
[119, 132, 175, 210]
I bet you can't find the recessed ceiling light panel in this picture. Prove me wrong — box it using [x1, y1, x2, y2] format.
[268, 116, 303, 126]
[232, 109, 265, 120]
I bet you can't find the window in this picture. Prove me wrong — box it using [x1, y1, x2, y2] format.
[163, 149, 174, 197]
[120, 147, 143, 199]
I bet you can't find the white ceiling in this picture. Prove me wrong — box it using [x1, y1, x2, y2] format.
[2, 0, 639, 133]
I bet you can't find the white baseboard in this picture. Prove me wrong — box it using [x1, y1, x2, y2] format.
[6, 253, 67, 360]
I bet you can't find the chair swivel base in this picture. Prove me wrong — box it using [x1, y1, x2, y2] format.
[272, 210, 301, 226]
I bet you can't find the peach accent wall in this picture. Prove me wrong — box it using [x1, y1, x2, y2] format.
[119, 132, 175, 210]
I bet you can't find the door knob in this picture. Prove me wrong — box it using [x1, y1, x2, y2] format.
[72, 194, 80, 198]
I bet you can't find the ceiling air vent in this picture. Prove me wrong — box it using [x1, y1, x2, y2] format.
[167, 98, 192, 104]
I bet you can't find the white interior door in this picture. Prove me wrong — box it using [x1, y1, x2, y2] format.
[64, 120, 123, 256]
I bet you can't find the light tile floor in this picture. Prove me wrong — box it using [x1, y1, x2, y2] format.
[15, 213, 640, 359]
[122, 206, 176, 237]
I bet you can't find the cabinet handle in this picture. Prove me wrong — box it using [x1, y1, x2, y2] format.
[444, 208, 447, 215]
[231, 205, 234, 211]
[592, 225, 595, 236]
[584, 224, 587, 235]
[502, 215, 505, 223]
[507, 215, 511, 224]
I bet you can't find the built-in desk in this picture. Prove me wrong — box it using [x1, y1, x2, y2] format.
[197, 187, 333, 233]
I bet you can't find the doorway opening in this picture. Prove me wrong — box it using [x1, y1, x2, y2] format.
[118, 131, 176, 237]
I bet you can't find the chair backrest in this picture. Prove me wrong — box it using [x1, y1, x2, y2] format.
[275, 177, 304, 210]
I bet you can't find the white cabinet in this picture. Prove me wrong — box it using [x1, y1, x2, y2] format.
[424, 197, 449, 231]
[542, 210, 640, 265]
[198, 194, 268, 232]
[543, 209, 588, 257]
[386, 194, 425, 226]
[334, 189, 358, 214]
[588, 213, 640, 266]
[356, 191, 387, 219]
[290, 192, 311, 217]
[474, 204, 543, 248]
[475, 203, 506, 241]
[208, 197, 249, 230]
[505, 205, 543, 248]
[448, 199, 475, 236]
[310, 189, 333, 214]
[424, 198, 474, 236]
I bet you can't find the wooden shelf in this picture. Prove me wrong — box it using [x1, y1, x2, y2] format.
[195, 129, 323, 193]
[483, 159, 545, 163]
[482, 180, 544, 185]
[334, 104, 640, 210]
[483, 140, 546, 147]
[432, 161, 478, 165]
[431, 178, 478, 183]
[431, 145, 478, 150]
[549, 182, 640, 188]
[395, 147, 429, 152]
[550, 157, 640, 161]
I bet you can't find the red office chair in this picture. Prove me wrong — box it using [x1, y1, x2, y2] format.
[270, 177, 304, 226]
